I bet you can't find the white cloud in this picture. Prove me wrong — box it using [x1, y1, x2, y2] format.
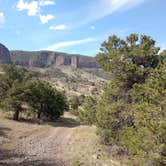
[77, 0, 144, 26]
[39, 14, 55, 24]
[45, 38, 97, 51]
[16, 0, 55, 15]
[98, 0, 144, 19]
[0, 12, 5, 28]
[16, 0, 55, 23]
[49, 24, 67, 31]
[39, 0, 55, 6]
[16, 0, 39, 16]
[108, 0, 142, 11]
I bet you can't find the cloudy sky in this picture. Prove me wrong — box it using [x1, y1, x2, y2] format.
[0, 0, 165, 56]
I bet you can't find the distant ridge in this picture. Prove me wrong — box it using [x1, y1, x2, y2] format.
[10, 50, 99, 69]
[0, 42, 99, 69]
[0, 43, 11, 64]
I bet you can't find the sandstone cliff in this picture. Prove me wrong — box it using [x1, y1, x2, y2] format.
[0, 43, 11, 64]
[10, 50, 99, 69]
[0, 43, 99, 69]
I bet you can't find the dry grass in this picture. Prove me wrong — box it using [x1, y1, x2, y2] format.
[0, 111, 48, 151]
[0, 112, 127, 166]
[68, 125, 127, 166]
[33, 66, 108, 97]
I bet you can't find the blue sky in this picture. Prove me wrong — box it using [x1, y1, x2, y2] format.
[0, 0, 165, 56]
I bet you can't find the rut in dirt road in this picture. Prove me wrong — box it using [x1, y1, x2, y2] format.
[0, 113, 79, 166]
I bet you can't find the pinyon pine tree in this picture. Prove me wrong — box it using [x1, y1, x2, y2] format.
[95, 34, 166, 165]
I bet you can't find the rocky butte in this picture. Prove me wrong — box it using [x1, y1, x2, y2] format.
[0, 43, 12, 64]
[0, 43, 99, 69]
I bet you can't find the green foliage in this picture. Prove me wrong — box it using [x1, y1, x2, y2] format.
[0, 65, 33, 120]
[30, 81, 69, 120]
[96, 33, 159, 89]
[95, 34, 166, 165]
[69, 95, 85, 116]
[78, 96, 97, 125]
[96, 100, 131, 144]
[0, 65, 69, 121]
[70, 96, 80, 110]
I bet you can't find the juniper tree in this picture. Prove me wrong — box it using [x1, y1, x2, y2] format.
[30, 81, 69, 120]
[0, 65, 32, 120]
[95, 34, 166, 165]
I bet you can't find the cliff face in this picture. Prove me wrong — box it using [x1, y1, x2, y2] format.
[0, 43, 11, 64]
[10, 51, 99, 69]
[0, 43, 99, 68]
[10, 51, 55, 68]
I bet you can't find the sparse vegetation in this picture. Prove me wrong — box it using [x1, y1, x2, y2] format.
[0, 33, 166, 166]
[0, 65, 69, 121]
[78, 96, 97, 125]
[69, 95, 85, 116]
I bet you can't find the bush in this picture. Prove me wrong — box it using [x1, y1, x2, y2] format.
[70, 96, 80, 110]
[0, 65, 69, 121]
[78, 96, 97, 125]
[69, 95, 85, 116]
[30, 81, 69, 120]
[95, 34, 166, 165]
[0, 65, 33, 120]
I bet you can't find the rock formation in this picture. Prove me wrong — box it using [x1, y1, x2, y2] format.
[0, 43, 99, 69]
[0, 43, 11, 64]
[10, 51, 99, 69]
[71, 56, 78, 68]
[55, 55, 71, 66]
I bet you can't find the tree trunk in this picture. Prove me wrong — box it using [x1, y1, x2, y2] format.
[37, 112, 41, 119]
[13, 109, 19, 121]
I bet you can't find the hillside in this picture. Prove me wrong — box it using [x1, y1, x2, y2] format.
[10, 53, 109, 97]
[0, 43, 110, 97]
[29, 66, 109, 97]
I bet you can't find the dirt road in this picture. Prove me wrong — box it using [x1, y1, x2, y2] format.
[0, 112, 79, 166]
[0, 112, 123, 166]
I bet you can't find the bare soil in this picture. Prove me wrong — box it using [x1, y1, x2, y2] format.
[0, 112, 79, 166]
[0, 112, 124, 166]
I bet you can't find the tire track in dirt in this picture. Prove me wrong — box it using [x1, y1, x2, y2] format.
[0, 113, 78, 166]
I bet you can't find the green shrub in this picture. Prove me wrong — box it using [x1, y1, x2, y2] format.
[69, 95, 85, 116]
[0, 65, 69, 121]
[78, 96, 97, 125]
[95, 34, 166, 165]
[30, 81, 69, 120]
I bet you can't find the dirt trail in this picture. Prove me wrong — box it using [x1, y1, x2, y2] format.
[0, 112, 79, 166]
[0, 112, 123, 166]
